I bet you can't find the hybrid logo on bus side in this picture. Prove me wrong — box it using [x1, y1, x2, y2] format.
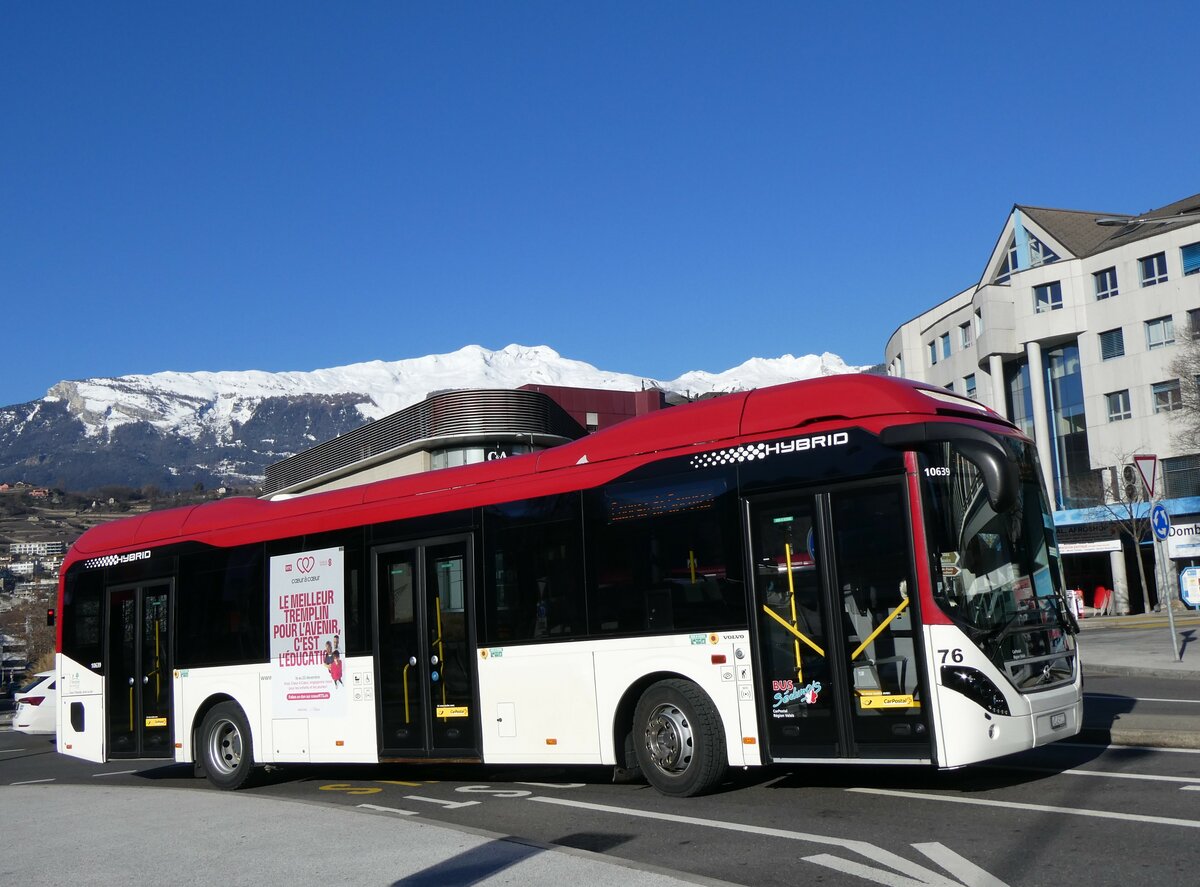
[689, 432, 849, 470]
[83, 550, 152, 569]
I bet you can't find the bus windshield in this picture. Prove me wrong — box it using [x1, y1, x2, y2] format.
[920, 434, 1077, 690]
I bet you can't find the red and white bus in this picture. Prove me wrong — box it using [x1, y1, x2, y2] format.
[56, 375, 1082, 796]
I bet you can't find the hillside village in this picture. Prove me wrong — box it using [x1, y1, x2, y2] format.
[0, 482, 250, 685]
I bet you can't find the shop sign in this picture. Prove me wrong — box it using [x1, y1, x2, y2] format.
[1167, 521, 1200, 558]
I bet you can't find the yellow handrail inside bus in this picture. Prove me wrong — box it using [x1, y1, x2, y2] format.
[689, 549, 697, 584]
[758, 602, 825, 657]
[785, 543, 804, 681]
[850, 597, 910, 662]
[402, 660, 412, 723]
[435, 596, 447, 712]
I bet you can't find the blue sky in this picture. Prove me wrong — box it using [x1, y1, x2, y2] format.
[3, 3, 1198, 406]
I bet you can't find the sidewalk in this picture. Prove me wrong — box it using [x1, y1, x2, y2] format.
[4, 784, 724, 887]
[1075, 607, 1200, 679]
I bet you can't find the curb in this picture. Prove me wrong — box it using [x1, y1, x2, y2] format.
[1077, 727, 1200, 750]
[1083, 663, 1199, 681]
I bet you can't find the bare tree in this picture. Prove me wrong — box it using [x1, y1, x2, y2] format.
[1070, 458, 1154, 614]
[1168, 316, 1200, 450]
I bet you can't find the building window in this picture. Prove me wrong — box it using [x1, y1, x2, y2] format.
[1182, 242, 1200, 277]
[945, 381, 954, 393]
[964, 374, 977, 399]
[974, 310, 983, 335]
[1094, 267, 1119, 300]
[1189, 308, 1200, 340]
[1146, 315, 1175, 350]
[1106, 390, 1132, 422]
[1034, 281, 1063, 313]
[940, 332, 951, 359]
[1164, 454, 1200, 498]
[1152, 380, 1182, 414]
[1140, 252, 1168, 286]
[1029, 235, 1060, 268]
[928, 341, 938, 366]
[959, 321, 972, 348]
[1099, 328, 1125, 360]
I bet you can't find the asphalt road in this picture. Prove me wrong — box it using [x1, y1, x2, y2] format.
[4, 673, 1200, 887]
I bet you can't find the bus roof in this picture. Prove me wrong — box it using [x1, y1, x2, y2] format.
[65, 375, 1008, 561]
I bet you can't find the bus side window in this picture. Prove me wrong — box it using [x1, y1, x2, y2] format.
[482, 494, 585, 644]
[585, 472, 744, 637]
[177, 545, 266, 668]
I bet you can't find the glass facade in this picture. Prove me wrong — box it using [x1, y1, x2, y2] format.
[1005, 341, 1091, 509]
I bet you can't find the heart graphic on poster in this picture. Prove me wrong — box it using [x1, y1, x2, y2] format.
[297, 556, 316, 573]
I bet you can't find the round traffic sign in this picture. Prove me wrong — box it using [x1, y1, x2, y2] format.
[1151, 502, 1171, 541]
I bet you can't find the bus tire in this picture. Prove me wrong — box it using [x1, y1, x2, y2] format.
[199, 702, 255, 790]
[632, 679, 726, 797]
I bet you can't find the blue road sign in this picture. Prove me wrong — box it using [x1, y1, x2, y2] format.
[1181, 566, 1200, 609]
[1151, 502, 1171, 541]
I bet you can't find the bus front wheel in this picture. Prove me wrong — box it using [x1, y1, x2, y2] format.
[199, 702, 255, 790]
[632, 679, 726, 797]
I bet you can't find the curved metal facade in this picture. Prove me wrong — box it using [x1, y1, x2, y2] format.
[263, 389, 584, 495]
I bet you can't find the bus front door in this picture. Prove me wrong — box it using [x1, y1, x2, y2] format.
[749, 482, 931, 762]
[373, 536, 480, 760]
[105, 581, 173, 759]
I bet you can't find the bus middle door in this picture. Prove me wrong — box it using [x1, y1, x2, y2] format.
[373, 535, 481, 761]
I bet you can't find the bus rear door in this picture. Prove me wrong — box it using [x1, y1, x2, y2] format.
[748, 481, 932, 763]
[373, 535, 481, 760]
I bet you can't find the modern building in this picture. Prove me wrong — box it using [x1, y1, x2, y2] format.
[885, 191, 1200, 613]
[263, 384, 667, 498]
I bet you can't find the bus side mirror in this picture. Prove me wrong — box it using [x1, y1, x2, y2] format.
[881, 424, 1019, 514]
[954, 438, 1019, 514]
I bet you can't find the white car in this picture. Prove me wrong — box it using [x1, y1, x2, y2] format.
[13, 671, 56, 735]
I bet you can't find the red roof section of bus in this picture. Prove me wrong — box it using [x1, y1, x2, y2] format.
[64, 375, 1003, 564]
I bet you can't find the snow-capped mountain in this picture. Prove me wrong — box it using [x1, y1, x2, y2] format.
[0, 345, 867, 491]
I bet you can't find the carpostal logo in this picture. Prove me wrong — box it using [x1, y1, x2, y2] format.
[84, 550, 152, 569]
[689, 432, 850, 469]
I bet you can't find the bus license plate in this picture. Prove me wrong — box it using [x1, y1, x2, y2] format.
[1050, 711, 1067, 729]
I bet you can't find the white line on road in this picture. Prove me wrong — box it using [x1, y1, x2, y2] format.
[1085, 693, 1200, 705]
[530, 795, 1003, 886]
[93, 769, 138, 777]
[358, 803, 419, 816]
[848, 788, 1200, 829]
[987, 764, 1200, 787]
[1058, 742, 1200, 755]
[10, 778, 55, 785]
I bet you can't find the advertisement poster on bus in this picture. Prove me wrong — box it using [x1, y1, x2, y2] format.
[269, 546, 346, 718]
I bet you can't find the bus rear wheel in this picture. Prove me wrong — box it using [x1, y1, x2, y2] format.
[199, 702, 255, 790]
[632, 679, 726, 797]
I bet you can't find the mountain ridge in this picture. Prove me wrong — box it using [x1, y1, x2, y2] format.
[1, 345, 867, 491]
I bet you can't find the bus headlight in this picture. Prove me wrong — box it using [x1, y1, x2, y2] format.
[941, 665, 1011, 716]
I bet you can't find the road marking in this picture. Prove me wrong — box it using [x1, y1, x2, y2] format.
[530, 795, 1004, 886]
[358, 803, 419, 816]
[1058, 742, 1200, 755]
[403, 794, 481, 810]
[848, 788, 1200, 829]
[1086, 693, 1200, 705]
[1182, 786, 1200, 792]
[988, 763, 1200, 786]
[0, 749, 25, 753]
[11, 778, 56, 785]
[93, 769, 138, 777]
